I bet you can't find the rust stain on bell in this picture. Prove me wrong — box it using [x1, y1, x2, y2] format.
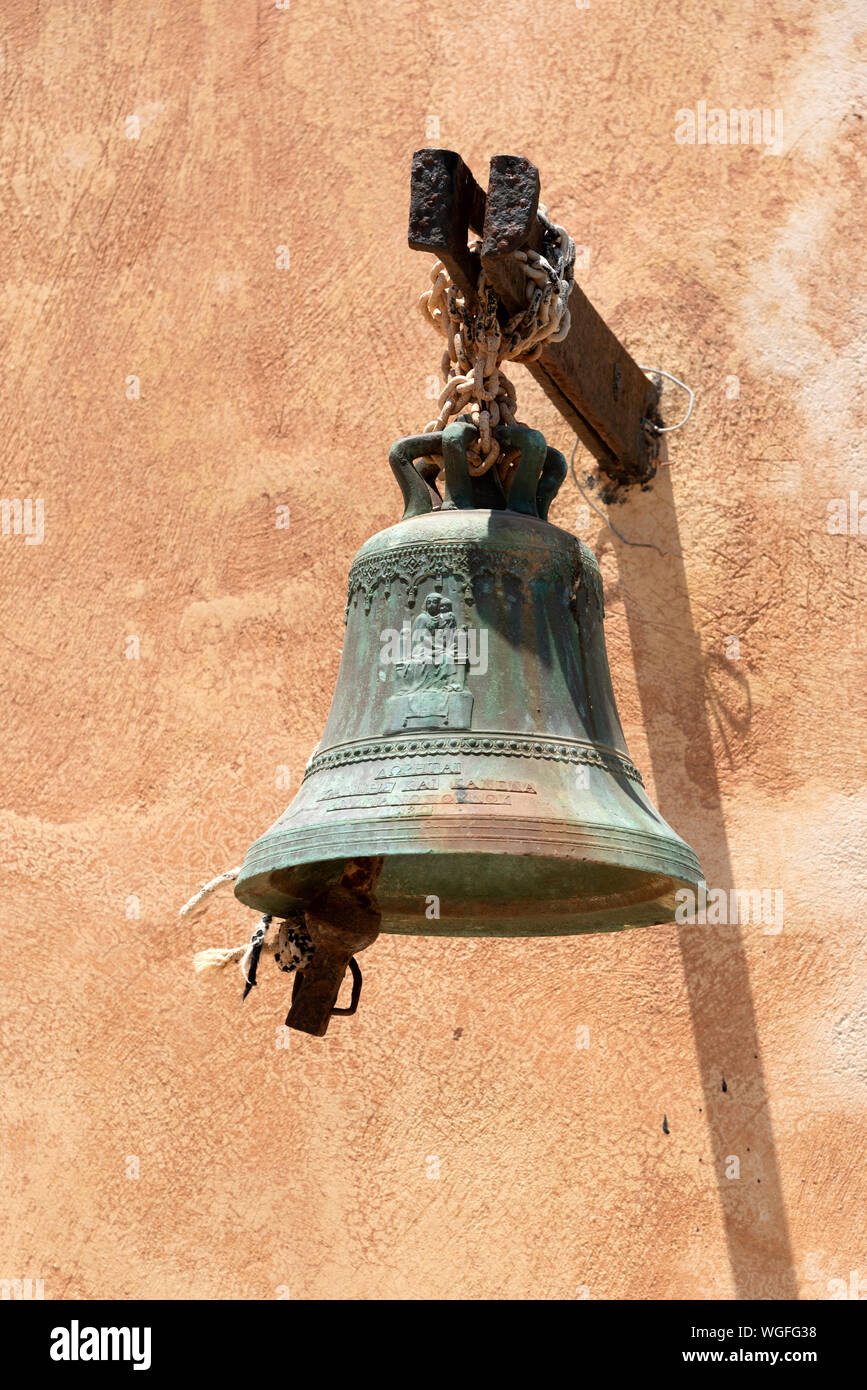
[235, 420, 703, 1033]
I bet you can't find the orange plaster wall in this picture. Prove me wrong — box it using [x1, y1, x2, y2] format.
[1, 0, 865, 1300]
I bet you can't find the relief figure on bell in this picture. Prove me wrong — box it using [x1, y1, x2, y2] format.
[382, 593, 475, 732]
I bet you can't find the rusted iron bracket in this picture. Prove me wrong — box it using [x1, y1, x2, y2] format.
[408, 149, 661, 489]
[284, 858, 383, 1036]
[409, 148, 486, 298]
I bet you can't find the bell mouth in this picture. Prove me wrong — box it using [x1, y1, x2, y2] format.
[235, 828, 702, 938]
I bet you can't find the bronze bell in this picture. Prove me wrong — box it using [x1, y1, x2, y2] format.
[235, 421, 702, 1032]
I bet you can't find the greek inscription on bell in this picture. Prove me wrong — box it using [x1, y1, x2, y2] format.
[450, 779, 537, 794]
[375, 760, 461, 778]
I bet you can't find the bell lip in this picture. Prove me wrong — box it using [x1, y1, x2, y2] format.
[235, 854, 702, 938]
[234, 815, 704, 934]
[380, 884, 701, 937]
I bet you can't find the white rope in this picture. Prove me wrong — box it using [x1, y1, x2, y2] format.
[182, 866, 315, 992]
[192, 943, 248, 975]
[178, 867, 240, 922]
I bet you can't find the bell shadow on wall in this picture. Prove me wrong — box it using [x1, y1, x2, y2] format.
[593, 463, 798, 1301]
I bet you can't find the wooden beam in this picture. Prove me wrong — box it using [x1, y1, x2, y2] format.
[408, 150, 660, 486]
[527, 287, 658, 485]
[479, 155, 658, 485]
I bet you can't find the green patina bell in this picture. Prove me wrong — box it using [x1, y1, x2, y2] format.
[235, 420, 702, 991]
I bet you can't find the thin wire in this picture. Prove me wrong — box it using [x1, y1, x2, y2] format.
[569, 437, 632, 542]
[567, 436, 681, 558]
[639, 367, 694, 433]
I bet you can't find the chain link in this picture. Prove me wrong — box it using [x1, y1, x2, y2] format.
[419, 208, 575, 486]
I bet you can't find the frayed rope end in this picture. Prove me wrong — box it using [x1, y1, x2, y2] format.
[192, 945, 247, 976]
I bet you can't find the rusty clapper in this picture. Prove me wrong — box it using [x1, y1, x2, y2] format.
[234, 153, 703, 1035]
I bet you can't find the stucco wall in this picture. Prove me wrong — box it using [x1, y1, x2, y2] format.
[2, 0, 865, 1300]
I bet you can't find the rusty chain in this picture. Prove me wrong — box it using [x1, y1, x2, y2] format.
[419, 207, 575, 486]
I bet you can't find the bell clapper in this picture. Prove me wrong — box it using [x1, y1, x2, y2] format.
[284, 857, 384, 1037]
